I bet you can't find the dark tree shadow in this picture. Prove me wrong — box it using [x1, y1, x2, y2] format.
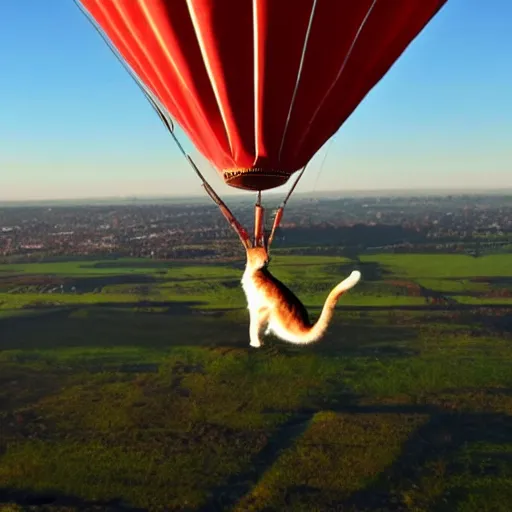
[0, 487, 145, 511]
[344, 406, 512, 511]
[201, 400, 512, 511]
[0, 301, 427, 356]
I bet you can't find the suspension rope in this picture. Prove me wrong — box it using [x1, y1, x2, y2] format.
[312, 135, 336, 195]
[266, 163, 309, 249]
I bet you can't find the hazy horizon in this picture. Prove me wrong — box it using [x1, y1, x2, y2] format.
[2, 186, 511, 208]
[2, 0, 511, 201]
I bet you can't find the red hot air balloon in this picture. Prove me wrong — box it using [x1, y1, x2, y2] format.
[78, 0, 446, 193]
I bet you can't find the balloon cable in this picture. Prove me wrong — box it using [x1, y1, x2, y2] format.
[266, 164, 308, 249]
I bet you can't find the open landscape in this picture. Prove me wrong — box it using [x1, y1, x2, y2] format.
[1, 196, 511, 511]
[2, 1, 511, 509]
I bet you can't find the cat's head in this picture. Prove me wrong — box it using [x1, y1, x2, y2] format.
[245, 246, 270, 271]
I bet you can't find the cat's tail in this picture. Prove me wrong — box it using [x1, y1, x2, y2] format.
[292, 270, 361, 344]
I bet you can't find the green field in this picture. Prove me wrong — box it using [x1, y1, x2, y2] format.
[1, 253, 511, 511]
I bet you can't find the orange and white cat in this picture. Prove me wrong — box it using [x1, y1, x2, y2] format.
[241, 246, 361, 348]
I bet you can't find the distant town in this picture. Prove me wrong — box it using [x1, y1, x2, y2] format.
[1, 193, 511, 261]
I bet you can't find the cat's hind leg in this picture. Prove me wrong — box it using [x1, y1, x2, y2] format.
[264, 316, 273, 336]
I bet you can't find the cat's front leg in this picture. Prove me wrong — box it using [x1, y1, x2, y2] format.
[249, 308, 267, 348]
[249, 317, 262, 348]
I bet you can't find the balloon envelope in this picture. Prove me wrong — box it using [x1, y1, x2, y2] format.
[80, 0, 447, 191]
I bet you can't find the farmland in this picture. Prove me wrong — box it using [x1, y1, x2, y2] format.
[1, 250, 511, 511]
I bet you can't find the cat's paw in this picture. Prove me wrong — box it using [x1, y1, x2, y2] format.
[250, 339, 261, 348]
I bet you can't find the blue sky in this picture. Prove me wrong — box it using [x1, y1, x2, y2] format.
[1, 0, 511, 201]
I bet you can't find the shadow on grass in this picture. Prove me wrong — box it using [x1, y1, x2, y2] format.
[0, 487, 145, 511]
[2, 400, 511, 511]
[329, 260, 393, 282]
[0, 273, 161, 293]
[345, 406, 512, 511]
[464, 307, 512, 337]
[202, 400, 512, 511]
[0, 303, 425, 357]
[0, 302, 209, 351]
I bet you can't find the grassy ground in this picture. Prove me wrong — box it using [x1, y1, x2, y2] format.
[0, 253, 511, 511]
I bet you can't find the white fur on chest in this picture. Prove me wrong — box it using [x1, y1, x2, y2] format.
[241, 272, 266, 310]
